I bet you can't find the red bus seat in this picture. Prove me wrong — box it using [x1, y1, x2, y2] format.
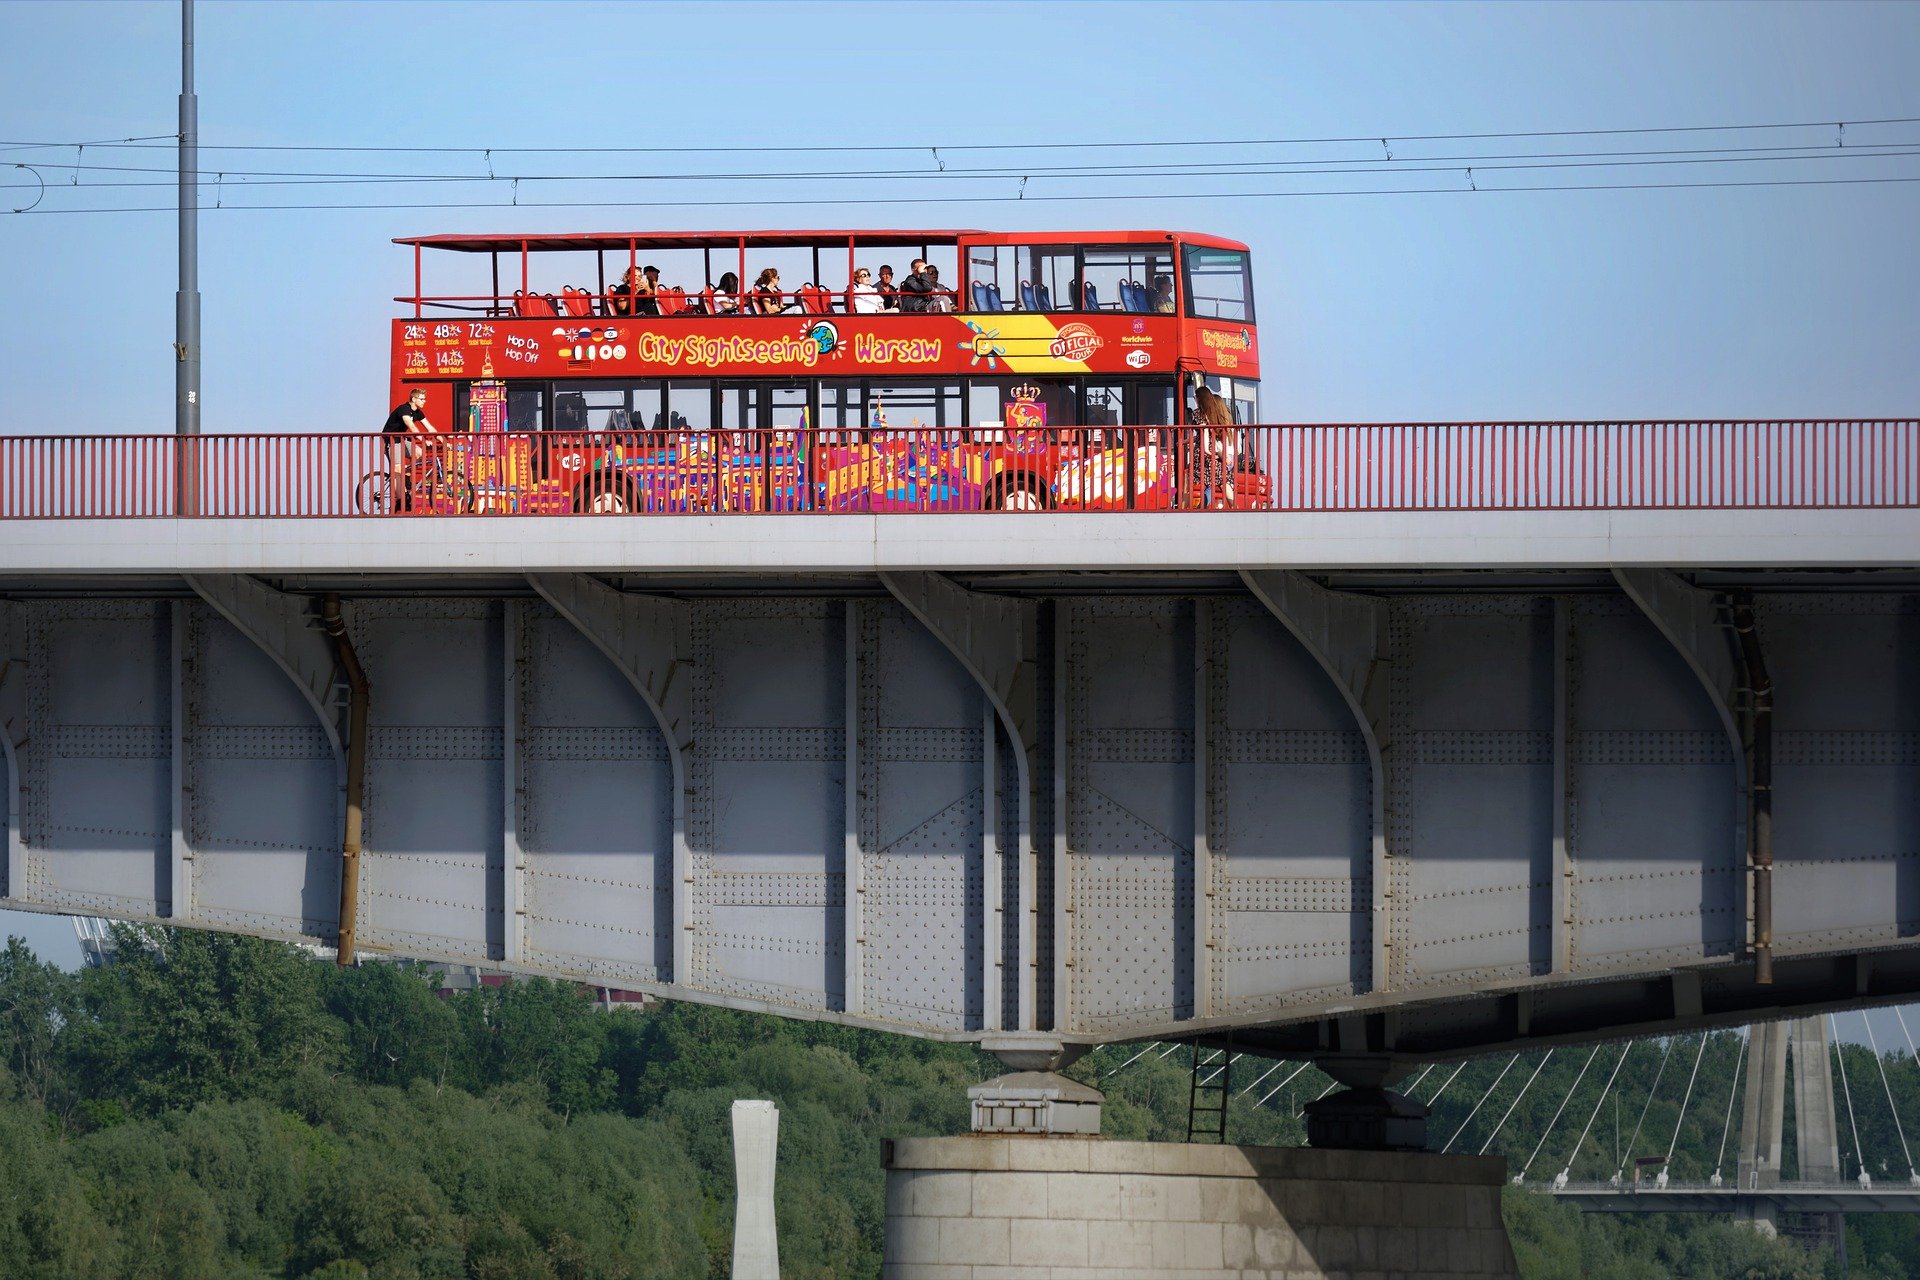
[514, 290, 558, 318]
[560, 287, 595, 317]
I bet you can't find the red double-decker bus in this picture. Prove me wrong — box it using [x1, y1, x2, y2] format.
[386, 228, 1262, 513]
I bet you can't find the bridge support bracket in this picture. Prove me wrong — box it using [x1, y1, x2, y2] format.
[1240, 570, 1391, 991]
[183, 573, 348, 757]
[879, 571, 1043, 1033]
[528, 573, 695, 983]
[0, 601, 26, 902]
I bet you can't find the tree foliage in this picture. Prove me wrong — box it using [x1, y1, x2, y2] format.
[5, 926, 1920, 1278]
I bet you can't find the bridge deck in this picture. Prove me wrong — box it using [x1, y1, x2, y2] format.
[1552, 1181, 1920, 1214]
[2, 508, 1915, 577]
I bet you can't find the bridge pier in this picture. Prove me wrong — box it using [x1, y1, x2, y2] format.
[882, 1134, 1517, 1279]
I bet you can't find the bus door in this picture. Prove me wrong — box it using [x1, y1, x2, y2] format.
[719, 382, 809, 511]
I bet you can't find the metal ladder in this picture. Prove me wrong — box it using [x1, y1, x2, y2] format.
[1187, 1040, 1232, 1143]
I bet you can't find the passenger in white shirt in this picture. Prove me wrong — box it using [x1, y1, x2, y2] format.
[849, 267, 884, 314]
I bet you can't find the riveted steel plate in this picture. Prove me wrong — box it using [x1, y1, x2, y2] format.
[1215, 599, 1371, 1014]
[181, 604, 339, 940]
[1565, 598, 1740, 972]
[1390, 598, 1553, 986]
[688, 599, 845, 1010]
[518, 604, 673, 984]
[351, 599, 505, 960]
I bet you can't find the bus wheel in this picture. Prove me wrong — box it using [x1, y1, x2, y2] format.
[578, 477, 635, 514]
[990, 477, 1047, 512]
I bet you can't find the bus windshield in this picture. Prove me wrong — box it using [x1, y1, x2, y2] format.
[1183, 246, 1253, 323]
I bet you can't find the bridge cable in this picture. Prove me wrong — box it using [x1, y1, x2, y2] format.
[1659, 1033, 1712, 1185]
[1831, 1013, 1869, 1184]
[1617, 1036, 1676, 1183]
[1444, 1053, 1521, 1154]
[1557, 1042, 1634, 1188]
[1425, 1061, 1469, 1110]
[1254, 1061, 1314, 1110]
[1106, 1042, 1163, 1076]
[1861, 1011, 1918, 1184]
[1234, 1057, 1290, 1099]
[1481, 1048, 1555, 1158]
[1517, 1045, 1600, 1182]
[1296, 1076, 1345, 1120]
[1711, 1031, 1749, 1186]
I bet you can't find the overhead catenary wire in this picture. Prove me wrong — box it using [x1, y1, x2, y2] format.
[1444, 1054, 1521, 1154]
[13, 139, 1919, 189]
[13, 172, 1920, 216]
[5, 113, 1916, 155]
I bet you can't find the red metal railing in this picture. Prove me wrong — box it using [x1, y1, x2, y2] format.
[0, 421, 1912, 519]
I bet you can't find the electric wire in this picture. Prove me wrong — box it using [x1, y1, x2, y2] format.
[5, 114, 1915, 155]
[13, 173, 1920, 216]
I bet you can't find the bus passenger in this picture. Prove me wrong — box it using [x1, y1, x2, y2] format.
[850, 267, 885, 313]
[753, 268, 794, 314]
[924, 264, 955, 313]
[713, 272, 742, 314]
[1193, 381, 1238, 510]
[897, 259, 935, 313]
[876, 264, 899, 310]
[636, 265, 662, 315]
[1151, 274, 1175, 313]
[608, 267, 646, 317]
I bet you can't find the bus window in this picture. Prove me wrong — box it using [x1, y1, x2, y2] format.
[870, 380, 961, 432]
[507, 386, 544, 433]
[966, 245, 1017, 311]
[666, 380, 712, 433]
[554, 380, 662, 432]
[968, 376, 1076, 430]
[1194, 374, 1259, 425]
[818, 379, 864, 438]
[721, 383, 810, 435]
[1130, 380, 1176, 427]
[1081, 246, 1172, 314]
[1018, 247, 1077, 311]
[1182, 246, 1253, 322]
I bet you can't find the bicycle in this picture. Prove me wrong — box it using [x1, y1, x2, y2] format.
[355, 440, 475, 514]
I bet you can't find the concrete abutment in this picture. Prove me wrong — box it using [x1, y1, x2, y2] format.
[882, 1136, 1519, 1280]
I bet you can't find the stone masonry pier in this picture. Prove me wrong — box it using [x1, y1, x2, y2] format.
[882, 1136, 1518, 1280]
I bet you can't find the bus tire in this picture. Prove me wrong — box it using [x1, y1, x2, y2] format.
[989, 474, 1048, 512]
[577, 474, 637, 515]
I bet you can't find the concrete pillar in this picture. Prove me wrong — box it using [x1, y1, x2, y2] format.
[731, 1099, 780, 1280]
[1788, 1017, 1840, 1180]
[1738, 1022, 1789, 1191]
[883, 1136, 1517, 1280]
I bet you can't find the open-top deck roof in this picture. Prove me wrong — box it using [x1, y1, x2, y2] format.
[393, 228, 1249, 254]
[395, 230, 984, 254]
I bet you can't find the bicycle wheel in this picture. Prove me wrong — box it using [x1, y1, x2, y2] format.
[417, 474, 476, 514]
[354, 469, 398, 514]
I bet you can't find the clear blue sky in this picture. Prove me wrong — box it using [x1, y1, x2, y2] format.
[3, 1, 1919, 1030]
[0, 0, 1915, 433]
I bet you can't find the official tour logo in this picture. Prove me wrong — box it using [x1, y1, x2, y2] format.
[1049, 322, 1102, 362]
